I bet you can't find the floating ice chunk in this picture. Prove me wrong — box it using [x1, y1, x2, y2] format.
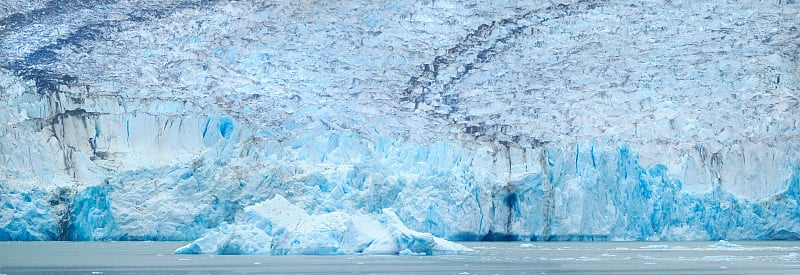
[640, 244, 669, 249]
[780, 253, 800, 261]
[703, 255, 740, 261]
[709, 240, 741, 248]
[176, 195, 472, 255]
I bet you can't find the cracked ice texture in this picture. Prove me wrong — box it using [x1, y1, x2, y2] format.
[0, 0, 799, 243]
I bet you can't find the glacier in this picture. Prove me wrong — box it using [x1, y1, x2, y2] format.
[1, 0, 800, 253]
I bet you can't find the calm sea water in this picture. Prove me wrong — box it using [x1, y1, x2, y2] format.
[1, 241, 799, 274]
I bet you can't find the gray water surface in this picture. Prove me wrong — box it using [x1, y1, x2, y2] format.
[1, 241, 800, 274]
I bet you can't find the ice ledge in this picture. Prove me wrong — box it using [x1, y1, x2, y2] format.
[174, 194, 473, 255]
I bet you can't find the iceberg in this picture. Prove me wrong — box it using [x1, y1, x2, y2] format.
[175, 195, 473, 255]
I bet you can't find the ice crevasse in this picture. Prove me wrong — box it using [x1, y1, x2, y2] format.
[0, 0, 799, 254]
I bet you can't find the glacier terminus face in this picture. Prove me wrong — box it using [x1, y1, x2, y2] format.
[1, 0, 799, 251]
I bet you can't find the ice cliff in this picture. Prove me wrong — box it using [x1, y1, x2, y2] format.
[1, 0, 800, 248]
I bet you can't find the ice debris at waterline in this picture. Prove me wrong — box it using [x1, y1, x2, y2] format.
[174, 195, 472, 255]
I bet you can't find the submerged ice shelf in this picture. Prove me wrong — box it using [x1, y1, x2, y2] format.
[1, 0, 800, 253]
